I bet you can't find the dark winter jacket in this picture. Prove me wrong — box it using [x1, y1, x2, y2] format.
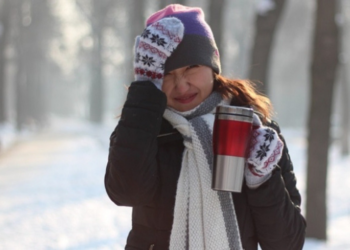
[105, 81, 306, 250]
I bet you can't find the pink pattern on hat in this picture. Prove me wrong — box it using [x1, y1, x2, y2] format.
[146, 4, 204, 26]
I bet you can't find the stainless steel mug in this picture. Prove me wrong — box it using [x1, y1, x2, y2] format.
[212, 105, 254, 192]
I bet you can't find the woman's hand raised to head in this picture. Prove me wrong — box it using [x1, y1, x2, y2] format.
[133, 17, 184, 90]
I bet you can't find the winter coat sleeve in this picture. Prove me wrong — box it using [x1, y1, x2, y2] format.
[245, 120, 306, 250]
[104, 81, 167, 207]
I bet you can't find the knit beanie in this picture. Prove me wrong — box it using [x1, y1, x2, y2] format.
[146, 4, 221, 74]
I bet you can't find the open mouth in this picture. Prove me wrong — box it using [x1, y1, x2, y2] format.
[174, 93, 197, 104]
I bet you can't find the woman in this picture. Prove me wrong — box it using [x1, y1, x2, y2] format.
[105, 4, 306, 250]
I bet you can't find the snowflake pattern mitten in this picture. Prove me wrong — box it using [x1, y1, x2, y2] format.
[245, 114, 284, 188]
[134, 17, 184, 89]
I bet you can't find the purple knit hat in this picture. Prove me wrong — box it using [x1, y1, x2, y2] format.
[146, 4, 221, 74]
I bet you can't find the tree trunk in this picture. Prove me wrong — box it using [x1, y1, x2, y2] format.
[248, 0, 286, 94]
[15, 27, 29, 131]
[306, 0, 339, 240]
[89, 27, 104, 123]
[27, 0, 49, 127]
[208, 0, 225, 59]
[0, 0, 11, 123]
[14, 0, 29, 130]
[15, 55, 28, 131]
[88, 0, 116, 123]
[127, 0, 145, 83]
[29, 65, 45, 125]
[339, 0, 349, 156]
[340, 61, 349, 155]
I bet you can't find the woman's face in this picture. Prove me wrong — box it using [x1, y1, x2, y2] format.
[162, 65, 214, 112]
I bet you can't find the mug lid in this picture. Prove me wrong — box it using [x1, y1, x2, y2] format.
[216, 105, 254, 118]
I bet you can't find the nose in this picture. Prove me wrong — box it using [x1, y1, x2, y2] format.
[174, 74, 190, 93]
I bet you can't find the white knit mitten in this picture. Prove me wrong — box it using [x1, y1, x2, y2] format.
[245, 114, 284, 189]
[134, 17, 184, 89]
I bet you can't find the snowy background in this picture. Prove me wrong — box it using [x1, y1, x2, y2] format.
[0, 118, 349, 250]
[0, 0, 350, 249]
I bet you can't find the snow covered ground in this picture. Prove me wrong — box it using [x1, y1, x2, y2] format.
[0, 120, 349, 250]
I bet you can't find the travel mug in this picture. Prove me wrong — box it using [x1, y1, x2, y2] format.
[212, 105, 254, 192]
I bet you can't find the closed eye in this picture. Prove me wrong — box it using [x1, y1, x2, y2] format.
[186, 65, 199, 70]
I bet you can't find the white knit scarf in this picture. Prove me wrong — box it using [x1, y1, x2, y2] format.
[163, 92, 243, 250]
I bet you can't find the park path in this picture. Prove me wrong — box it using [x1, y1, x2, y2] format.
[0, 130, 131, 250]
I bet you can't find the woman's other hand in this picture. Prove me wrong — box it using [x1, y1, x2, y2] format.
[245, 114, 284, 189]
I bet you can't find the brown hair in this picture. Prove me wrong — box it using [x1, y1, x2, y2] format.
[213, 74, 273, 122]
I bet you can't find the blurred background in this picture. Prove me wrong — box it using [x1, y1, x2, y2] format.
[0, 0, 349, 249]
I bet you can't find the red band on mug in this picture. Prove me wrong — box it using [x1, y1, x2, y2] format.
[213, 120, 252, 157]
